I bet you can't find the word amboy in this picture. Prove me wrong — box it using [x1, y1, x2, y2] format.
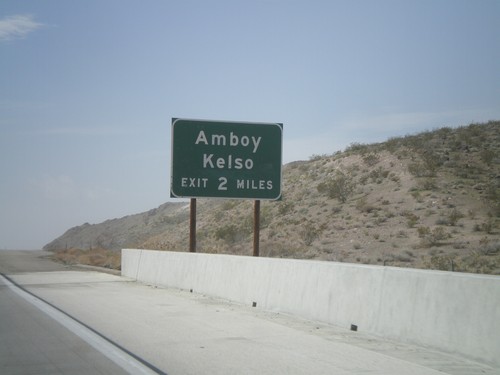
[195, 130, 261, 153]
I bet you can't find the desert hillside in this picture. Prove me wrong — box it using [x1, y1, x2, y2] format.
[45, 121, 500, 274]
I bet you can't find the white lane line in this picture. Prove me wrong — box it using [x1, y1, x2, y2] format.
[0, 274, 161, 375]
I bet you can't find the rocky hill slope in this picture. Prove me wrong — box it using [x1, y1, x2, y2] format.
[45, 121, 500, 274]
[44, 202, 189, 251]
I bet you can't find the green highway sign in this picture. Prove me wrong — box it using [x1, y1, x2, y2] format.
[171, 118, 283, 200]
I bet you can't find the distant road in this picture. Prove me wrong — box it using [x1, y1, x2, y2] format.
[0, 250, 69, 274]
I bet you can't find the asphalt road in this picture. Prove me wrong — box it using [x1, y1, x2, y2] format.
[0, 251, 159, 375]
[1, 250, 498, 375]
[0, 274, 132, 375]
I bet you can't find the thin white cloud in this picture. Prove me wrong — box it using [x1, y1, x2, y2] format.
[0, 14, 43, 42]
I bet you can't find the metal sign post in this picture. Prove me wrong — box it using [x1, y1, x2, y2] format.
[253, 200, 260, 256]
[189, 198, 196, 252]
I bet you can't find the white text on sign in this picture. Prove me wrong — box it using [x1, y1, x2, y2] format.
[195, 130, 262, 153]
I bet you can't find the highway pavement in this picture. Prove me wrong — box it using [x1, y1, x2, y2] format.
[1, 250, 498, 375]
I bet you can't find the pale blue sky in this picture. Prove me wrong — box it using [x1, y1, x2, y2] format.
[1, 0, 499, 249]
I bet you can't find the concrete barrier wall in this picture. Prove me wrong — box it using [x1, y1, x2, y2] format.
[122, 249, 500, 367]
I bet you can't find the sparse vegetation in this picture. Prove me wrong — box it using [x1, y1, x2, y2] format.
[51, 248, 121, 270]
[362, 152, 380, 166]
[404, 212, 420, 228]
[317, 170, 355, 202]
[418, 226, 450, 248]
[45, 121, 500, 275]
[300, 221, 322, 245]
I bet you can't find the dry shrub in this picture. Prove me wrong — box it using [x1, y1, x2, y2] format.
[52, 248, 121, 270]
